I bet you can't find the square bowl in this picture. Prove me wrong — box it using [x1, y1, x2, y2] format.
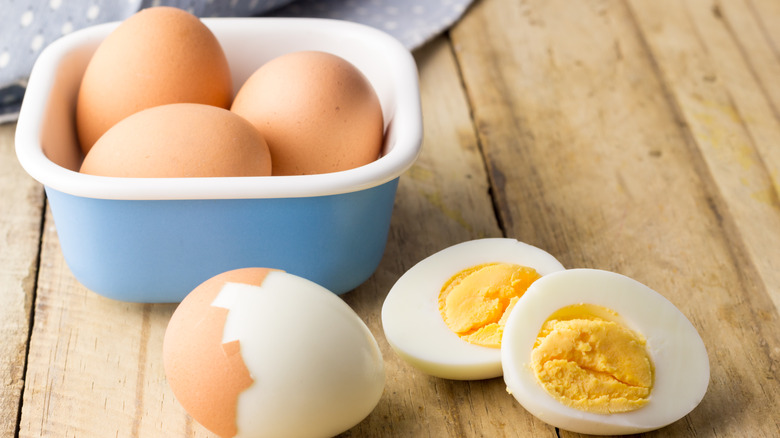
[15, 17, 422, 303]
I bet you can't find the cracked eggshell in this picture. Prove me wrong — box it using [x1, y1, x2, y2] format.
[163, 268, 385, 438]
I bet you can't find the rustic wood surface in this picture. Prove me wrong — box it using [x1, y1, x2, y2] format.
[2, 0, 779, 436]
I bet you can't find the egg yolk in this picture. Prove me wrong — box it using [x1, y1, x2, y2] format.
[439, 263, 541, 348]
[531, 304, 654, 414]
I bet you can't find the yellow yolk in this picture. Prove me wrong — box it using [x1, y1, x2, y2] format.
[531, 304, 654, 414]
[438, 263, 541, 348]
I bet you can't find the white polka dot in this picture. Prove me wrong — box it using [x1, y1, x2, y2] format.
[412, 5, 425, 14]
[151, 0, 162, 6]
[384, 21, 398, 30]
[31, 34, 45, 52]
[355, 6, 368, 15]
[87, 4, 100, 20]
[21, 10, 34, 27]
[61, 21, 74, 34]
[50, 0, 62, 10]
[0, 51, 10, 69]
[385, 6, 399, 14]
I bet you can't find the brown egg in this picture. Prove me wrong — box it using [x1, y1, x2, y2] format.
[163, 268, 275, 438]
[163, 267, 385, 438]
[76, 6, 233, 154]
[231, 51, 384, 176]
[79, 103, 271, 177]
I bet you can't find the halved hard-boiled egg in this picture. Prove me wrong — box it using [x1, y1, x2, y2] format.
[381, 238, 565, 380]
[164, 268, 385, 438]
[501, 268, 710, 435]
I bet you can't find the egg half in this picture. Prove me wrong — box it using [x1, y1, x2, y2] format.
[501, 268, 710, 435]
[163, 268, 385, 438]
[381, 238, 565, 380]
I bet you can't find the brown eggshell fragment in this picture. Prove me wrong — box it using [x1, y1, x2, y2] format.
[163, 268, 278, 438]
[76, 6, 233, 154]
[79, 103, 272, 178]
[231, 51, 384, 176]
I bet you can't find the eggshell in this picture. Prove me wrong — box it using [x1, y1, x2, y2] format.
[79, 103, 272, 177]
[163, 268, 272, 437]
[163, 268, 386, 438]
[76, 6, 233, 154]
[231, 51, 384, 175]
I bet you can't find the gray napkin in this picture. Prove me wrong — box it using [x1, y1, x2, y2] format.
[0, 0, 473, 123]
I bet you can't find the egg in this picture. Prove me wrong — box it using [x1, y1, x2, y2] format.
[230, 51, 384, 175]
[79, 103, 271, 177]
[501, 268, 710, 435]
[76, 6, 233, 154]
[381, 238, 565, 380]
[163, 268, 385, 438]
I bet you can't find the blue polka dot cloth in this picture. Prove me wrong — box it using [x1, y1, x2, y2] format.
[0, 0, 473, 123]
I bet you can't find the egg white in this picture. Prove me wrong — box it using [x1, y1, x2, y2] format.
[381, 238, 565, 380]
[212, 271, 385, 438]
[501, 269, 710, 435]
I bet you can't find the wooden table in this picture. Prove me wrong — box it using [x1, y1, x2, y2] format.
[2, 0, 779, 436]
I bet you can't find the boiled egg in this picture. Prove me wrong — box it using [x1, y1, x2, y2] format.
[381, 238, 565, 380]
[501, 268, 709, 435]
[163, 268, 385, 438]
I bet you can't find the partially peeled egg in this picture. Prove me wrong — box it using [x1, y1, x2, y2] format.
[381, 238, 565, 380]
[163, 268, 385, 438]
[501, 268, 710, 435]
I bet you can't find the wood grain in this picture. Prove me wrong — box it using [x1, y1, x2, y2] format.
[451, 0, 780, 436]
[2, 0, 780, 436]
[0, 122, 44, 438]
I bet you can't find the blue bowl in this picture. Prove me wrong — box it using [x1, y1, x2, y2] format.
[16, 18, 422, 302]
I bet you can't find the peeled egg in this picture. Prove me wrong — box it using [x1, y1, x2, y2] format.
[381, 238, 565, 380]
[163, 268, 385, 438]
[76, 6, 233, 154]
[231, 51, 384, 175]
[501, 268, 710, 435]
[79, 103, 271, 177]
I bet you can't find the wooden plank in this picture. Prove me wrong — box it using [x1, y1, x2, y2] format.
[630, 0, 780, 304]
[451, 0, 780, 436]
[714, 0, 780, 117]
[0, 122, 44, 437]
